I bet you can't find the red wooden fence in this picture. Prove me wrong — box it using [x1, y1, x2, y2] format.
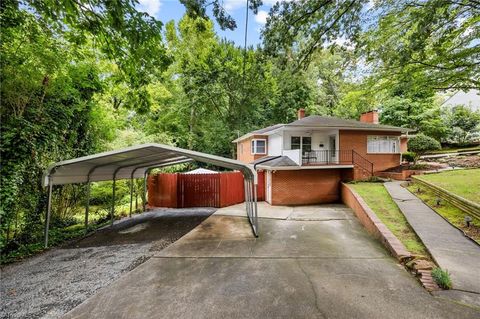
[148, 171, 264, 208]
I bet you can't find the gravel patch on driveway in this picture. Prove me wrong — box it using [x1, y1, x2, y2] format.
[0, 208, 215, 319]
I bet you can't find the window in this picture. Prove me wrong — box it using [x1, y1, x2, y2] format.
[302, 137, 312, 154]
[291, 136, 312, 154]
[291, 136, 301, 150]
[251, 139, 266, 154]
[367, 136, 400, 153]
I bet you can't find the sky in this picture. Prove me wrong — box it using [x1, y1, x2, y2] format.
[136, 0, 277, 47]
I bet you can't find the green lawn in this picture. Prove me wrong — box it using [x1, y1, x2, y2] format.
[349, 182, 430, 257]
[415, 169, 480, 204]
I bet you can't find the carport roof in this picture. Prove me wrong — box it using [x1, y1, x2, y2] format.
[42, 143, 257, 186]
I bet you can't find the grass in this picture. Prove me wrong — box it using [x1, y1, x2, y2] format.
[431, 267, 452, 289]
[415, 169, 480, 204]
[407, 183, 480, 244]
[349, 182, 430, 257]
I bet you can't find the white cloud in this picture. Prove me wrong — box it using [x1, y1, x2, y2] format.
[137, 0, 162, 17]
[255, 10, 269, 25]
[223, 0, 246, 13]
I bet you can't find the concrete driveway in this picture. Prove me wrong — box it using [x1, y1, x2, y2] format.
[64, 204, 479, 319]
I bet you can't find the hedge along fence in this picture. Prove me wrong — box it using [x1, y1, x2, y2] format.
[411, 176, 480, 220]
[147, 171, 265, 209]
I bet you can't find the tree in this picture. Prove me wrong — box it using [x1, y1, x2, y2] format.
[262, 0, 366, 68]
[445, 105, 480, 145]
[408, 134, 441, 163]
[363, 0, 480, 91]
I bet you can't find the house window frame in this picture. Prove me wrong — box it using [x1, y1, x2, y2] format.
[367, 135, 400, 154]
[290, 135, 313, 155]
[251, 139, 267, 155]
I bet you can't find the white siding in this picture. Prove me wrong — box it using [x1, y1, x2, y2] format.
[268, 134, 282, 156]
[283, 129, 339, 151]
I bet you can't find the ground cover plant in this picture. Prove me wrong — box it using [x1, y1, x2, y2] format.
[431, 267, 452, 290]
[349, 182, 429, 257]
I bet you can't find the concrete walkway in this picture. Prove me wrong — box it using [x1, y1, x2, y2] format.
[63, 204, 479, 319]
[384, 182, 480, 297]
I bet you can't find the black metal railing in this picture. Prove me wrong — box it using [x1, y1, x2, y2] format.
[301, 150, 353, 165]
[301, 150, 374, 175]
[352, 150, 374, 175]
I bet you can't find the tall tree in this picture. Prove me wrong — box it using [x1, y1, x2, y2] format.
[363, 0, 480, 91]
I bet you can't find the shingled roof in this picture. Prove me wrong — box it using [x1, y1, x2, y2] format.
[233, 115, 413, 142]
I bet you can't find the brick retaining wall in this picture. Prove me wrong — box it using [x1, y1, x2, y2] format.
[341, 183, 411, 261]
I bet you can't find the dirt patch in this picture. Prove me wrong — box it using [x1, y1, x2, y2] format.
[0, 208, 215, 319]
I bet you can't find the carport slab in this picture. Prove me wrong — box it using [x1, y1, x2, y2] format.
[155, 216, 385, 258]
[289, 204, 355, 221]
[63, 257, 479, 319]
[214, 202, 293, 219]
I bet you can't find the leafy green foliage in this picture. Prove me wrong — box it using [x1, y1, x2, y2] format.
[431, 267, 452, 289]
[444, 105, 480, 145]
[408, 134, 441, 162]
[363, 0, 480, 91]
[263, 0, 367, 68]
[402, 152, 416, 164]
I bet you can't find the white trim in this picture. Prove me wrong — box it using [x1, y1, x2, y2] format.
[251, 139, 267, 155]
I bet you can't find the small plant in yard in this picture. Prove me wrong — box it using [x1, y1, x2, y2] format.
[431, 267, 452, 289]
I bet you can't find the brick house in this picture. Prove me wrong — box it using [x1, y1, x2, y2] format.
[233, 110, 412, 205]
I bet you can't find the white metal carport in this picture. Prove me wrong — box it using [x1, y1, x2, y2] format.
[42, 143, 259, 247]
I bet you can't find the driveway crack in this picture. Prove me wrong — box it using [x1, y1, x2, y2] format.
[296, 259, 327, 319]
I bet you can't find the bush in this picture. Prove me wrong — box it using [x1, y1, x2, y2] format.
[408, 134, 441, 163]
[402, 152, 416, 163]
[431, 267, 452, 289]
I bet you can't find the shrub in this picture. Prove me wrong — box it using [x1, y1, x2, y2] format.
[431, 267, 452, 289]
[402, 152, 416, 163]
[408, 134, 441, 163]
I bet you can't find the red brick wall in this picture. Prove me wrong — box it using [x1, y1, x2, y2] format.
[236, 135, 268, 164]
[400, 136, 408, 153]
[270, 169, 341, 205]
[339, 130, 401, 172]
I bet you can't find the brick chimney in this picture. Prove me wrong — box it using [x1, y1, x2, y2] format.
[298, 108, 306, 120]
[360, 110, 379, 124]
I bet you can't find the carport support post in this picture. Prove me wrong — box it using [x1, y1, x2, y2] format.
[111, 177, 116, 226]
[84, 179, 90, 232]
[143, 170, 148, 212]
[44, 176, 53, 248]
[129, 176, 133, 218]
[253, 182, 259, 236]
